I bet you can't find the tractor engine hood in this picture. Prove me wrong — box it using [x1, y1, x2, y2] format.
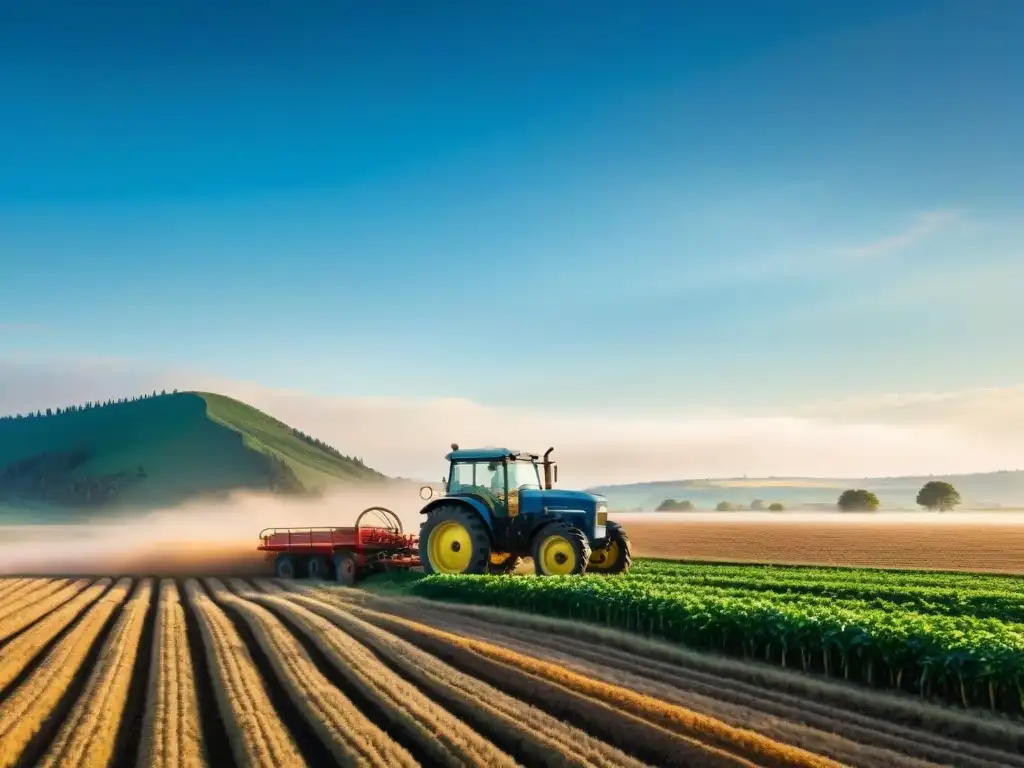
[536, 489, 604, 510]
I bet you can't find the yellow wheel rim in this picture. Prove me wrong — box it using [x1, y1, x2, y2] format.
[428, 520, 473, 573]
[589, 540, 619, 570]
[538, 534, 577, 575]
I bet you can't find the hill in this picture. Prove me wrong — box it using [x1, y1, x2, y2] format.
[0, 390, 385, 519]
[588, 471, 1024, 512]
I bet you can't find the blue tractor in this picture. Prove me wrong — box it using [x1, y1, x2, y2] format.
[417, 444, 632, 576]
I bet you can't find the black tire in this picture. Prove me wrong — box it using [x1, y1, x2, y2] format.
[588, 521, 633, 575]
[333, 551, 358, 586]
[531, 520, 591, 576]
[306, 555, 330, 580]
[274, 554, 297, 579]
[487, 554, 523, 574]
[420, 503, 491, 575]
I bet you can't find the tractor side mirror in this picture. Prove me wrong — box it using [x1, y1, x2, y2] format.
[419, 485, 434, 500]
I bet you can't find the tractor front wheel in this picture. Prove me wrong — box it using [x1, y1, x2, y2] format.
[587, 521, 632, 575]
[420, 503, 491, 575]
[532, 521, 591, 576]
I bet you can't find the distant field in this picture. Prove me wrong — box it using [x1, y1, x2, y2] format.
[623, 517, 1024, 573]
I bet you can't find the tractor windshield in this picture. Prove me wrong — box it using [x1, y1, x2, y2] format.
[507, 459, 541, 490]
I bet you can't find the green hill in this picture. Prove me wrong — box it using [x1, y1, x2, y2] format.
[0, 390, 385, 518]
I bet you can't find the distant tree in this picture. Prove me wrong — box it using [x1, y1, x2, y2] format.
[837, 489, 880, 512]
[750, 498, 765, 511]
[715, 501, 736, 512]
[768, 502, 785, 512]
[916, 481, 961, 511]
[655, 499, 695, 512]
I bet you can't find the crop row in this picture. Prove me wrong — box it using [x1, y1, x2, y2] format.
[607, 571, 1024, 622]
[632, 559, 1024, 592]
[0, 578, 131, 768]
[39, 578, 154, 768]
[410, 574, 1024, 715]
[262, 579, 648, 768]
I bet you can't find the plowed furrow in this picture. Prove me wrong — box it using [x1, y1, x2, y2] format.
[300, 585, 837, 768]
[38, 579, 154, 768]
[0, 578, 111, 697]
[182, 579, 304, 768]
[260, 580, 650, 768]
[0, 579, 64, 620]
[0, 577, 131, 768]
[377, 595, 998, 768]
[137, 580, 207, 768]
[0, 579, 86, 641]
[326, 588, 1024, 756]
[0, 579, 33, 603]
[215, 577, 495, 767]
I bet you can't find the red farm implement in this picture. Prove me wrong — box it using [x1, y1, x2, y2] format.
[257, 506, 420, 585]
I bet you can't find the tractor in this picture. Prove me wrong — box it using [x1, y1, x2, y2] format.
[417, 444, 632, 576]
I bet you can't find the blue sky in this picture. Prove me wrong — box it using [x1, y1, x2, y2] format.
[2, 0, 1022, 411]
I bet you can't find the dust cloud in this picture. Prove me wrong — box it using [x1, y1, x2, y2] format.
[0, 484, 431, 576]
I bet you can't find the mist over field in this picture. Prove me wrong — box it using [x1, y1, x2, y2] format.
[0, 485, 428, 575]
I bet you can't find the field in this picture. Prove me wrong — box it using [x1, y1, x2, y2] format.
[2, 573, 1024, 768]
[621, 517, 1024, 573]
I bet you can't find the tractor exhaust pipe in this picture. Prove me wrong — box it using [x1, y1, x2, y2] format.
[542, 447, 556, 490]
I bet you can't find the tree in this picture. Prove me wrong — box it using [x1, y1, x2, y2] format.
[916, 480, 961, 511]
[768, 502, 784, 512]
[750, 498, 765, 511]
[837, 489, 880, 512]
[715, 501, 736, 512]
[655, 499, 695, 512]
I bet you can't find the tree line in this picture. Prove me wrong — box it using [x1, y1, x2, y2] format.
[656, 480, 962, 513]
[0, 389, 179, 421]
[290, 428, 371, 469]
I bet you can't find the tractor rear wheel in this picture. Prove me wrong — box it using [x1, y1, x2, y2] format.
[487, 552, 523, 574]
[306, 555, 330, 580]
[274, 554, 297, 579]
[587, 521, 632, 575]
[420, 503, 491, 575]
[333, 551, 358, 586]
[532, 521, 591, 576]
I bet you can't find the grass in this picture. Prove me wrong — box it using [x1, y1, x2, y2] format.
[0, 391, 385, 517]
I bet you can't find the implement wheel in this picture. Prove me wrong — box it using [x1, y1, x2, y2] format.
[420, 503, 491, 575]
[487, 552, 523, 575]
[306, 555, 330, 580]
[274, 554, 297, 579]
[333, 551, 358, 586]
[587, 521, 633, 575]
[532, 521, 591, 576]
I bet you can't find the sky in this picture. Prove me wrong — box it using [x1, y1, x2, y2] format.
[2, 2, 1023, 482]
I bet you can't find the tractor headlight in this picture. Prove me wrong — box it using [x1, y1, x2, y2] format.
[596, 502, 608, 527]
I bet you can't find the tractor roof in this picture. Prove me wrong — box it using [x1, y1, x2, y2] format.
[446, 447, 539, 462]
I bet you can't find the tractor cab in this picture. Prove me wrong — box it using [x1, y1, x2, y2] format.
[417, 444, 631, 577]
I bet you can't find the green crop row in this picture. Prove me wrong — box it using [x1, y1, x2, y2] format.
[410, 573, 1024, 716]
[631, 559, 1024, 593]
[613, 571, 1024, 622]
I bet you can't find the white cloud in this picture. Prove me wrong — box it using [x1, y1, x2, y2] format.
[837, 209, 960, 260]
[2, 358, 1023, 487]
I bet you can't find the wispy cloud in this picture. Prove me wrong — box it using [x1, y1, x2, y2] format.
[838, 209, 960, 260]
[2, 358, 1023, 485]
